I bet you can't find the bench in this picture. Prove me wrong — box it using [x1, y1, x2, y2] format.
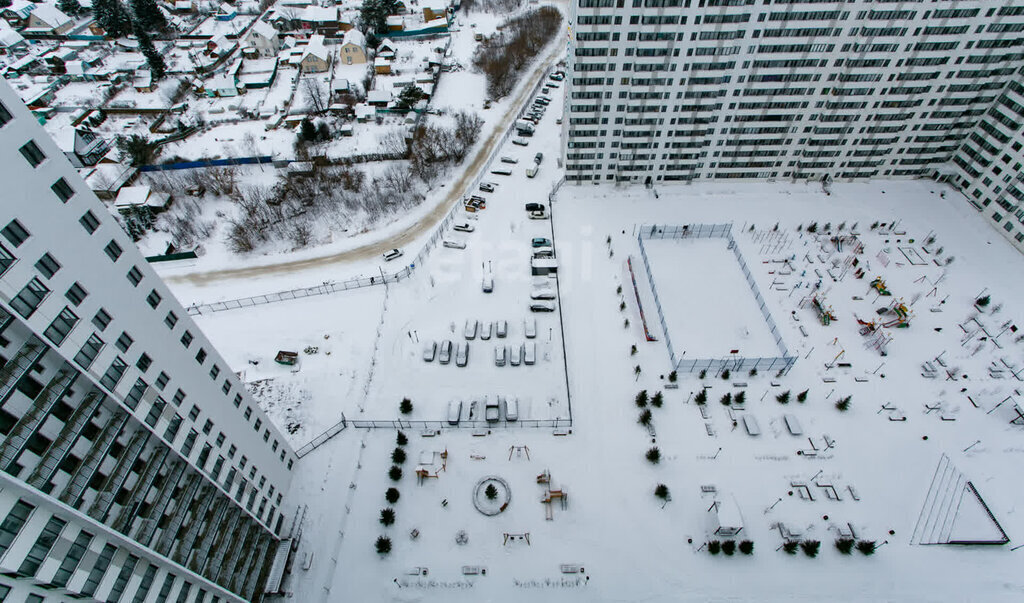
[743, 414, 761, 436]
[560, 564, 584, 574]
[784, 414, 803, 436]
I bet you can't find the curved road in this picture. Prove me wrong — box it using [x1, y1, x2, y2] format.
[167, 17, 567, 288]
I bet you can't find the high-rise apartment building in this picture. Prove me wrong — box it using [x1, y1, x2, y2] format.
[0, 81, 295, 602]
[564, 0, 1024, 249]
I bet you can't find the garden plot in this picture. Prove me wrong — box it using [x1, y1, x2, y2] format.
[641, 237, 780, 360]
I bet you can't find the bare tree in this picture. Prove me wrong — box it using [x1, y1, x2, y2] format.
[303, 78, 329, 114]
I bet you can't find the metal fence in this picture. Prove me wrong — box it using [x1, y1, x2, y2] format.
[295, 417, 348, 458]
[636, 223, 797, 376]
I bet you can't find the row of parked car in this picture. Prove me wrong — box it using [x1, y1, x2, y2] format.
[423, 340, 470, 366]
[463, 319, 536, 340]
[495, 342, 537, 366]
[448, 395, 519, 425]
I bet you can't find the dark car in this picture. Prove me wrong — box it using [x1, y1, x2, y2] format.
[525, 203, 545, 212]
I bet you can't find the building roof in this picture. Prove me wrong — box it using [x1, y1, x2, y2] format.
[300, 6, 337, 23]
[29, 5, 72, 30]
[115, 185, 162, 208]
[248, 19, 277, 42]
[301, 34, 328, 62]
[366, 89, 391, 103]
[0, 23, 25, 48]
[342, 28, 365, 48]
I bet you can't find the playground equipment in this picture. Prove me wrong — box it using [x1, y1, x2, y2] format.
[870, 277, 892, 296]
[537, 469, 569, 520]
[812, 295, 837, 325]
[415, 449, 448, 484]
[883, 301, 912, 328]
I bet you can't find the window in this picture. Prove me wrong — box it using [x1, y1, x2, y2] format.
[81, 543, 118, 595]
[2, 219, 30, 247]
[52, 178, 75, 203]
[104, 240, 122, 262]
[145, 397, 166, 427]
[125, 378, 147, 409]
[155, 573, 177, 603]
[0, 101, 11, 127]
[79, 211, 100, 234]
[146, 289, 161, 308]
[44, 306, 79, 345]
[181, 429, 198, 456]
[156, 371, 169, 389]
[107, 553, 139, 602]
[35, 253, 61, 278]
[115, 331, 133, 353]
[74, 333, 105, 369]
[132, 563, 159, 603]
[244, 407, 252, 420]
[65, 282, 88, 306]
[188, 404, 200, 421]
[100, 356, 128, 390]
[174, 582, 192, 603]
[288, 459, 294, 470]
[240, 455, 248, 469]
[272, 440, 279, 452]
[51, 529, 92, 586]
[263, 429, 270, 442]
[92, 308, 111, 331]
[18, 515, 67, 576]
[254, 418, 262, 431]
[164, 413, 183, 441]
[0, 500, 35, 557]
[233, 393, 242, 408]
[197, 443, 212, 468]
[127, 266, 143, 286]
[164, 311, 178, 329]
[136, 353, 152, 372]
[0, 242, 14, 276]
[202, 419, 213, 435]
[195, 348, 207, 364]
[172, 389, 186, 406]
[221, 380, 231, 395]
[180, 330, 193, 348]
[216, 432, 225, 447]
[210, 365, 220, 379]
[11, 277, 50, 318]
[228, 444, 237, 458]
[19, 140, 46, 167]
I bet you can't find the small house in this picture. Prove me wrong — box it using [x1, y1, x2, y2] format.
[373, 56, 391, 75]
[114, 185, 172, 216]
[423, 3, 449, 22]
[216, 2, 237, 21]
[0, 22, 26, 55]
[1, 1, 36, 29]
[25, 5, 74, 35]
[245, 19, 280, 58]
[238, 57, 278, 89]
[711, 497, 744, 537]
[386, 15, 404, 31]
[354, 103, 375, 122]
[81, 162, 137, 200]
[366, 89, 391, 107]
[133, 70, 154, 92]
[56, 128, 111, 168]
[173, 0, 194, 13]
[299, 6, 340, 35]
[339, 28, 366, 65]
[299, 34, 329, 73]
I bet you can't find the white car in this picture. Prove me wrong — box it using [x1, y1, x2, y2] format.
[525, 319, 537, 338]
[447, 400, 463, 425]
[382, 248, 403, 261]
[423, 341, 437, 362]
[438, 340, 452, 364]
[496, 320, 508, 338]
[479, 182, 496, 192]
[530, 287, 556, 300]
[512, 137, 529, 146]
[455, 341, 469, 367]
[504, 397, 519, 421]
[529, 210, 549, 220]
[443, 239, 466, 249]
[510, 344, 522, 366]
[482, 273, 494, 293]
[501, 156, 519, 164]
[531, 301, 556, 312]
[480, 321, 493, 340]
[495, 345, 507, 366]
[453, 222, 475, 233]
[485, 397, 500, 422]
[464, 319, 478, 340]
[524, 342, 536, 365]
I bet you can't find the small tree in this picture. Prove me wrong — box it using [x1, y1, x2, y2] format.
[668, 370, 677, 383]
[699, 369, 707, 379]
[708, 540, 721, 555]
[646, 447, 661, 464]
[776, 390, 791, 404]
[385, 488, 400, 504]
[375, 535, 392, 555]
[484, 483, 498, 500]
[396, 432, 408, 446]
[131, 0, 169, 33]
[394, 85, 425, 111]
[634, 365, 642, 378]
[801, 540, 821, 557]
[835, 538, 855, 555]
[694, 390, 708, 405]
[749, 368, 758, 377]
[651, 392, 664, 408]
[721, 369, 731, 380]
[722, 540, 736, 556]
[620, 301, 626, 311]
[116, 134, 157, 166]
[388, 466, 402, 481]
[856, 540, 876, 555]
[391, 448, 406, 464]
[976, 295, 991, 308]
[299, 118, 317, 143]
[399, 398, 413, 415]
[734, 391, 746, 405]
[783, 541, 799, 555]
[739, 540, 754, 555]
[616, 285, 622, 294]
[624, 318, 630, 329]
[797, 389, 808, 403]
[836, 396, 852, 412]
[379, 508, 395, 526]
[58, 0, 83, 16]
[638, 409, 653, 426]
[654, 483, 670, 500]
[630, 344, 638, 356]
[635, 390, 649, 407]
[720, 393, 732, 406]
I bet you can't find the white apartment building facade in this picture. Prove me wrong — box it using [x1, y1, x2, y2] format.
[0, 81, 295, 601]
[564, 0, 1024, 250]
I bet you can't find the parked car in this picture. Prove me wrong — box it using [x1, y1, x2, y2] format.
[464, 319, 478, 340]
[382, 248, 403, 261]
[532, 237, 552, 248]
[547, 81, 560, 88]
[512, 137, 529, 146]
[504, 397, 519, 421]
[530, 287, 556, 300]
[470, 194, 487, 203]
[510, 344, 522, 366]
[496, 319, 508, 338]
[534, 152, 544, 164]
[529, 210, 549, 220]
[524, 342, 536, 365]
[530, 300, 556, 312]
[491, 167, 513, 176]
[495, 345, 507, 367]
[526, 166, 539, 178]
[453, 222, 475, 233]
[550, 73, 564, 81]
[533, 247, 554, 259]
[439, 340, 453, 364]
[479, 182, 496, 192]
[443, 239, 466, 249]
[525, 203, 545, 212]
[447, 400, 462, 425]
[480, 321, 493, 340]
[501, 156, 519, 164]
[482, 272, 494, 293]
[485, 398, 500, 422]
[423, 340, 437, 362]
[525, 319, 537, 339]
[455, 341, 469, 367]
